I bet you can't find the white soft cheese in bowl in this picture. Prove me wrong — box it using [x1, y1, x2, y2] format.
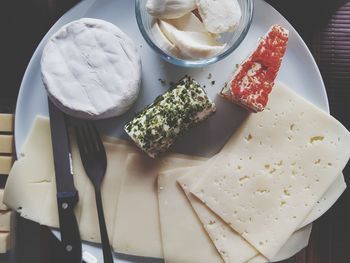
[136, 0, 253, 67]
[41, 18, 142, 119]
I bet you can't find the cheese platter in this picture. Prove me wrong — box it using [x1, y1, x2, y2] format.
[5, 0, 350, 262]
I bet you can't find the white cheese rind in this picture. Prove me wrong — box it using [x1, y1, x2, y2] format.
[191, 82, 350, 259]
[146, 0, 196, 19]
[41, 18, 141, 119]
[158, 168, 222, 263]
[196, 0, 242, 33]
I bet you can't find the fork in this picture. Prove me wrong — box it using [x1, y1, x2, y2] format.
[74, 120, 114, 263]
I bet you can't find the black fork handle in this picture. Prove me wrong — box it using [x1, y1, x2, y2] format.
[94, 188, 114, 263]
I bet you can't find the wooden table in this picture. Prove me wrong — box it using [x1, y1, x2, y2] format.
[1, 0, 349, 262]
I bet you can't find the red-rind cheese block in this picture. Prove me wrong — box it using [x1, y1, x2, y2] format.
[221, 25, 289, 112]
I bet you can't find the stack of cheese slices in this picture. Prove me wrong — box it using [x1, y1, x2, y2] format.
[4, 81, 350, 262]
[0, 113, 15, 254]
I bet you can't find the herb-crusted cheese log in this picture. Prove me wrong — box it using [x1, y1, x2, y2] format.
[125, 77, 216, 157]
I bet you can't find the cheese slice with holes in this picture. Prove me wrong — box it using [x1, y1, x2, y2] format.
[177, 168, 258, 262]
[113, 153, 204, 258]
[41, 18, 141, 119]
[178, 168, 344, 261]
[191, 82, 350, 259]
[158, 168, 222, 263]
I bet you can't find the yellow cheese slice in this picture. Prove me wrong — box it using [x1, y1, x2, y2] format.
[158, 168, 222, 263]
[0, 190, 8, 211]
[177, 169, 258, 262]
[78, 142, 139, 243]
[0, 114, 13, 133]
[0, 232, 10, 253]
[113, 153, 204, 258]
[178, 165, 345, 262]
[0, 135, 13, 154]
[191, 82, 350, 259]
[0, 211, 11, 231]
[0, 156, 13, 175]
[4, 117, 53, 222]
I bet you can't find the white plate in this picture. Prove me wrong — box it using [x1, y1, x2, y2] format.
[14, 0, 338, 262]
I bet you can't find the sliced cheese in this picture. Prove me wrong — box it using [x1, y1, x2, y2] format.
[0, 190, 8, 211]
[178, 163, 337, 262]
[196, 0, 242, 33]
[158, 168, 222, 263]
[159, 19, 225, 59]
[177, 169, 258, 263]
[113, 152, 204, 258]
[0, 232, 10, 253]
[271, 224, 312, 262]
[4, 117, 52, 222]
[41, 18, 141, 119]
[0, 156, 13, 175]
[300, 173, 346, 228]
[191, 82, 350, 259]
[0, 135, 13, 154]
[4, 116, 142, 247]
[0, 211, 11, 231]
[78, 142, 139, 243]
[0, 114, 13, 133]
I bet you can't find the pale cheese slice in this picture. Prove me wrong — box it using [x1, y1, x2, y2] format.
[0, 211, 11, 231]
[0, 156, 13, 175]
[178, 164, 340, 262]
[158, 168, 222, 263]
[78, 142, 139, 243]
[4, 117, 53, 222]
[0, 114, 13, 133]
[4, 116, 142, 246]
[0, 135, 13, 154]
[0, 232, 11, 253]
[191, 82, 350, 259]
[113, 152, 204, 258]
[0, 190, 8, 211]
[300, 173, 346, 228]
[177, 169, 258, 263]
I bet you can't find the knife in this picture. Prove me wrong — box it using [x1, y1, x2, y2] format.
[48, 98, 82, 263]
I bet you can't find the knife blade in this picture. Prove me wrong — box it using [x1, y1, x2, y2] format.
[48, 98, 82, 263]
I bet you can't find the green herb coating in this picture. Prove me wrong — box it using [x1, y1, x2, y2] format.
[124, 76, 216, 157]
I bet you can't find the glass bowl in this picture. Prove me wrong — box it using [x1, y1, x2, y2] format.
[135, 0, 254, 68]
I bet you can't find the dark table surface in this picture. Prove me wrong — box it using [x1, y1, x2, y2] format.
[1, 0, 350, 262]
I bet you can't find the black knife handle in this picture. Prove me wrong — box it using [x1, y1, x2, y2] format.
[57, 191, 82, 263]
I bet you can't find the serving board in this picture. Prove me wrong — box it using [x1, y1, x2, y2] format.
[15, 0, 330, 262]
